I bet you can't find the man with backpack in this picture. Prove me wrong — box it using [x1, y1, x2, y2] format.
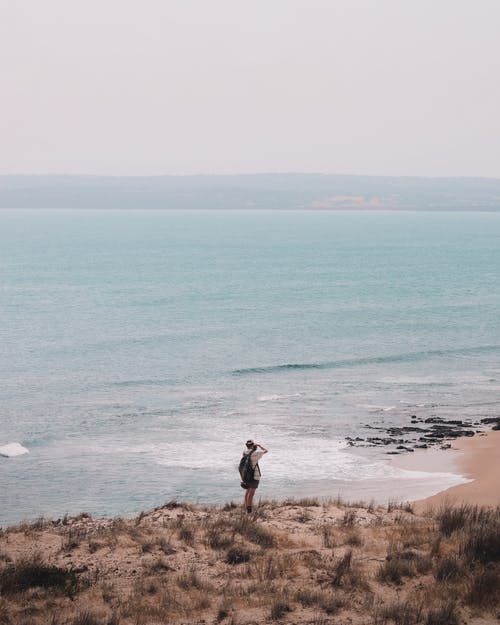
[239, 439, 268, 513]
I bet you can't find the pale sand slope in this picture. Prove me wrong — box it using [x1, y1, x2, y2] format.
[393, 430, 500, 511]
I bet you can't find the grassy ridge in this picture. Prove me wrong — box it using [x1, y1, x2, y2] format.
[0, 499, 498, 624]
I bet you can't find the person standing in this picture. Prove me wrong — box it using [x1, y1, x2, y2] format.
[241, 439, 268, 513]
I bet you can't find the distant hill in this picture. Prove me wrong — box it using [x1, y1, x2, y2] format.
[1, 173, 500, 210]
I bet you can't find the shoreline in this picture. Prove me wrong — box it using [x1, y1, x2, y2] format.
[2, 428, 498, 528]
[392, 429, 500, 510]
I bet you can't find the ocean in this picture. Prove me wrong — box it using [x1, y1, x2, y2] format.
[1, 209, 500, 525]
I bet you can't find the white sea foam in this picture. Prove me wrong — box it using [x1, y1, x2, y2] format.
[141, 435, 467, 490]
[355, 403, 396, 412]
[258, 393, 302, 402]
[0, 442, 29, 457]
[90, 434, 461, 482]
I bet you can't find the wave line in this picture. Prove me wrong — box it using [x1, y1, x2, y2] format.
[231, 344, 500, 376]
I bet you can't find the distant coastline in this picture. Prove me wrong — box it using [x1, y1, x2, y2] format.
[1, 173, 500, 210]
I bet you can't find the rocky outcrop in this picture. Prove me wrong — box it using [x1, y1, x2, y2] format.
[346, 414, 498, 454]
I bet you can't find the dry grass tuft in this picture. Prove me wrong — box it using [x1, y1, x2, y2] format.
[0, 598, 10, 625]
[330, 550, 353, 586]
[424, 600, 460, 625]
[252, 552, 296, 582]
[386, 500, 414, 514]
[436, 502, 473, 536]
[226, 546, 251, 565]
[61, 527, 87, 552]
[177, 524, 195, 546]
[269, 599, 292, 620]
[372, 599, 424, 625]
[283, 497, 320, 507]
[176, 567, 208, 591]
[70, 611, 115, 625]
[0, 553, 82, 597]
[434, 555, 462, 582]
[344, 529, 363, 547]
[88, 540, 104, 554]
[340, 509, 357, 527]
[230, 515, 276, 548]
[295, 509, 312, 523]
[322, 550, 366, 590]
[320, 591, 345, 615]
[465, 565, 500, 608]
[205, 524, 234, 550]
[377, 551, 418, 585]
[459, 516, 500, 564]
[294, 587, 323, 607]
[320, 523, 336, 548]
[294, 586, 344, 614]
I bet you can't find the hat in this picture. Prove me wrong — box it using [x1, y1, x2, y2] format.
[246, 439, 255, 448]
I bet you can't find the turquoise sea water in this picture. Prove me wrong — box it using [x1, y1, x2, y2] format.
[1, 209, 500, 525]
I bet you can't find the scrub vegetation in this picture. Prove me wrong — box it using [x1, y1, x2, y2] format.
[0, 500, 498, 624]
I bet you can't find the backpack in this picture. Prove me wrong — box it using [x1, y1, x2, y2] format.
[239, 450, 256, 486]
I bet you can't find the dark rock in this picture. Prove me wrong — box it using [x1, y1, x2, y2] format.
[480, 417, 500, 424]
[430, 424, 461, 431]
[425, 418, 468, 427]
[387, 426, 428, 435]
[387, 428, 404, 436]
[367, 437, 400, 445]
[414, 444, 428, 449]
[402, 426, 428, 433]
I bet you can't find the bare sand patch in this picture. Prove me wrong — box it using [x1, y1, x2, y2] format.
[391, 430, 500, 512]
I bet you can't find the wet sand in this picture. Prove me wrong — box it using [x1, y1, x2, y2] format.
[393, 430, 500, 511]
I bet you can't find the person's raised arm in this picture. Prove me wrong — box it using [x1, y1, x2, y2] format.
[256, 443, 268, 454]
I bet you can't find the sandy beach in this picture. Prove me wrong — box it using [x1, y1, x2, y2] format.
[393, 429, 500, 511]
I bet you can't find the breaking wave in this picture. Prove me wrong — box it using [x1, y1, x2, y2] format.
[232, 344, 500, 376]
[0, 442, 29, 458]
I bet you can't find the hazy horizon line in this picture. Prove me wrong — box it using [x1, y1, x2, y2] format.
[2, 172, 500, 181]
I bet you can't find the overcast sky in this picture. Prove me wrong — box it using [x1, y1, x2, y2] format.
[1, 0, 499, 177]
